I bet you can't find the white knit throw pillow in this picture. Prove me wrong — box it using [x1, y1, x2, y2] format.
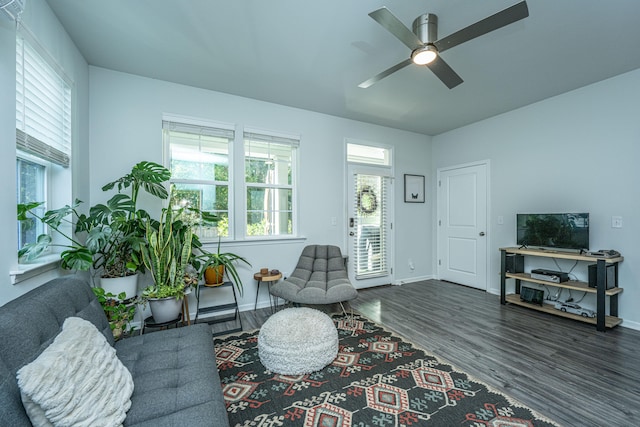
[16, 317, 134, 427]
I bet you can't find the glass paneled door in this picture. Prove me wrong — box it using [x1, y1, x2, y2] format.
[347, 168, 393, 288]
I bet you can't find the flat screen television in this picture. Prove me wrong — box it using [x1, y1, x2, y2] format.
[516, 213, 589, 251]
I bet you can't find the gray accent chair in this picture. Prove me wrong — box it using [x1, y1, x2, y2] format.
[269, 245, 357, 313]
[0, 276, 229, 427]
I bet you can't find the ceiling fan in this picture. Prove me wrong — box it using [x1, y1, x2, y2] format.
[359, 1, 529, 89]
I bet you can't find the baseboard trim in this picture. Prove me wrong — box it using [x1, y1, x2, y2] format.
[393, 275, 435, 285]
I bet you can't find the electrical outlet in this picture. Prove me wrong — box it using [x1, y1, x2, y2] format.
[497, 215, 504, 225]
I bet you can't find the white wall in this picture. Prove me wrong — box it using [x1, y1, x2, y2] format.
[0, 6, 17, 305]
[432, 68, 640, 329]
[0, 0, 89, 305]
[89, 67, 433, 312]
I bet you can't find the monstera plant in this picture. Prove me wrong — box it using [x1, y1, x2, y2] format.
[18, 199, 94, 271]
[17, 161, 171, 299]
[88, 161, 171, 279]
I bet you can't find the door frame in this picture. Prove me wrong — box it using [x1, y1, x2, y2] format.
[346, 165, 395, 288]
[436, 159, 491, 290]
[343, 139, 395, 289]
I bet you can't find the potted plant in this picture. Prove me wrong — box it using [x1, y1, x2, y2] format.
[85, 161, 171, 299]
[140, 206, 192, 323]
[197, 238, 250, 295]
[17, 161, 171, 300]
[92, 288, 136, 340]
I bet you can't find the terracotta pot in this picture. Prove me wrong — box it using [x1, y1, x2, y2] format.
[204, 265, 225, 286]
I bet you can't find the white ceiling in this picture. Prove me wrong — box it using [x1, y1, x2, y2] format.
[45, 0, 640, 135]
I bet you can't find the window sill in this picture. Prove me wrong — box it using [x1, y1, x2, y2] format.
[10, 254, 61, 285]
[199, 235, 307, 248]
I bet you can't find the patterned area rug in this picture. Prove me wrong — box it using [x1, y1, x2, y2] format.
[214, 314, 557, 427]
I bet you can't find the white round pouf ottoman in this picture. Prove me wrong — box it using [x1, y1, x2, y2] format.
[258, 307, 338, 375]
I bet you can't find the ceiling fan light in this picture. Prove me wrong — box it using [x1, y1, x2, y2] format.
[412, 45, 437, 65]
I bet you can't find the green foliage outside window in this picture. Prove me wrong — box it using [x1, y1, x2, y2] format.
[169, 158, 229, 237]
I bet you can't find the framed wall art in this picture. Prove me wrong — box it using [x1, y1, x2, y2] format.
[404, 174, 425, 203]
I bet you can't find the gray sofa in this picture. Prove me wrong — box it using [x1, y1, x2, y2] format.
[0, 276, 229, 427]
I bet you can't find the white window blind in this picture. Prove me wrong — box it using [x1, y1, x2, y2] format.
[353, 173, 388, 279]
[16, 34, 72, 167]
[162, 120, 234, 140]
[243, 131, 300, 148]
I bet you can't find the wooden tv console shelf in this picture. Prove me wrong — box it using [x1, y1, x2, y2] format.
[499, 247, 623, 331]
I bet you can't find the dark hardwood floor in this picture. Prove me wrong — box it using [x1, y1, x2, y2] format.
[218, 280, 640, 426]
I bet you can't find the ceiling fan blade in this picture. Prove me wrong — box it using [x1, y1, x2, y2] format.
[426, 55, 463, 89]
[368, 7, 423, 51]
[434, 1, 529, 53]
[358, 58, 413, 88]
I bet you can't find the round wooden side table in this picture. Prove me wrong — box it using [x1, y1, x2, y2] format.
[254, 271, 282, 312]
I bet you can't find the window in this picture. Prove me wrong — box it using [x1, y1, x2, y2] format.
[163, 120, 233, 238]
[16, 31, 72, 253]
[347, 142, 391, 166]
[16, 157, 45, 249]
[164, 118, 299, 240]
[244, 131, 298, 237]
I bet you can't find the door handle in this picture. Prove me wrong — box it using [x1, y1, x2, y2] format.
[479, 232, 486, 236]
[349, 232, 355, 236]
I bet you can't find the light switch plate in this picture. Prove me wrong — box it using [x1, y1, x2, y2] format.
[612, 216, 623, 228]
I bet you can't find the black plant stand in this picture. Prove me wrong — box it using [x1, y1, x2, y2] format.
[142, 313, 182, 334]
[196, 281, 243, 336]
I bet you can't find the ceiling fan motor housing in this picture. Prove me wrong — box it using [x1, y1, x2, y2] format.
[412, 13, 438, 44]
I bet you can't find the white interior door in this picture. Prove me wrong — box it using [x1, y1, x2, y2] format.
[347, 165, 393, 289]
[437, 162, 488, 290]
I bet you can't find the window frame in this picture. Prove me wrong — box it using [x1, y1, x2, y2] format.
[16, 153, 48, 251]
[242, 129, 299, 240]
[12, 26, 75, 285]
[163, 116, 301, 243]
[15, 27, 73, 264]
[163, 115, 235, 241]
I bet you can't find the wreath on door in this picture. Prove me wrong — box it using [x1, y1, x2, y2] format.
[357, 185, 378, 215]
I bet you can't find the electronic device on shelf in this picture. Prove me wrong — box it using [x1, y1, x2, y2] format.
[588, 263, 617, 289]
[530, 268, 569, 283]
[586, 249, 620, 258]
[520, 286, 544, 306]
[505, 253, 524, 273]
[516, 212, 589, 251]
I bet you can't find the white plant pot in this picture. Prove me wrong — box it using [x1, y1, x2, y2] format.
[149, 297, 182, 323]
[99, 274, 139, 300]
